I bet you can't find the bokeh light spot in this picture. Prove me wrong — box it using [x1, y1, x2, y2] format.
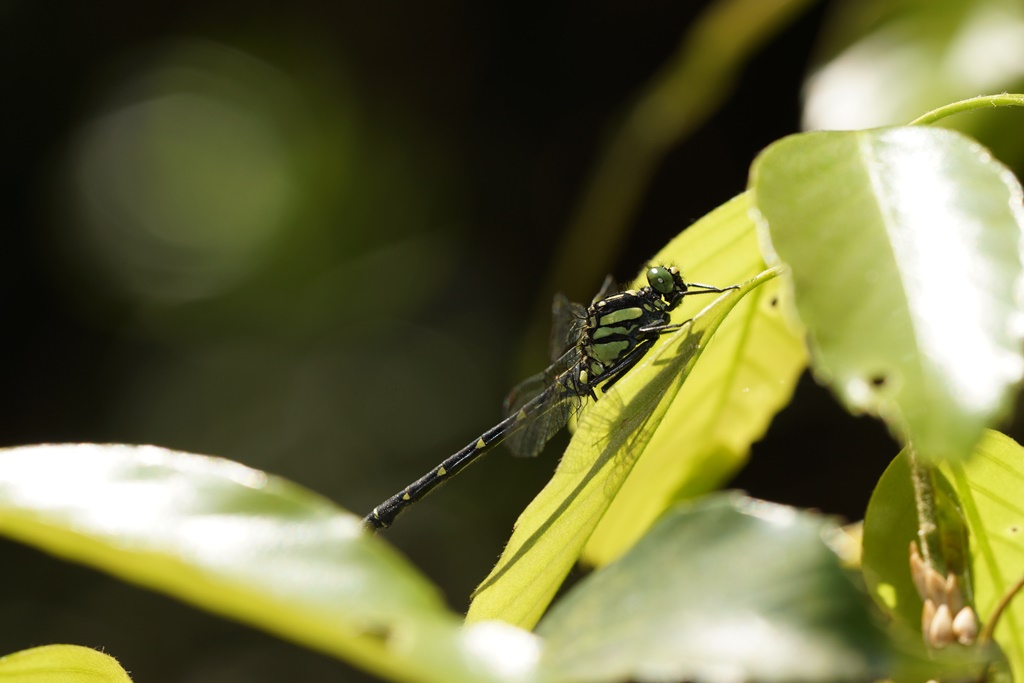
[67, 41, 300, 304]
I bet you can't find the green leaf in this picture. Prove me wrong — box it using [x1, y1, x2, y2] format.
[750, 126, 1024, 461]
[0, 445, 540, 683]
[0, 645, 133, 683]
[466, 265, 777, 629]
[863, 431, 1024, 681]
[536, 494, 888, 683]
[947, 431, 1024, 680]
[584, 192, 807, 566]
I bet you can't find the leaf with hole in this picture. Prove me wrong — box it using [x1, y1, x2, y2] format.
[751, 126, 1024, 462]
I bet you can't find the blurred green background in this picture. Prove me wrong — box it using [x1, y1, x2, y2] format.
[3, 1, 1024, 681]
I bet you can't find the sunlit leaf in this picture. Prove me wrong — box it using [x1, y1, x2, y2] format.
[0, 444, 539, 683]
[0, 645, 133, 683]
[947, 431, 1024, 680]
[466, 266, 776, 629]
[751, 126, 1024, 462]
[538, 494, 888, 683]
[584, 192, 807, 565]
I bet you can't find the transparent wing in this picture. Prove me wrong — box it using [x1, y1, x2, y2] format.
[590, 274, 619, 305]
[503, 348, 587, 458]
[550, 293, 588, 362]
[503, 376, 585, 458]
[503, 346, 581, 418]
[502, 273, 620, 459]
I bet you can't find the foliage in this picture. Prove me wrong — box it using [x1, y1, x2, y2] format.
[0, 645, 133, 683]
[7, 3, 1024, 682]
[5, 94, 1024, 681]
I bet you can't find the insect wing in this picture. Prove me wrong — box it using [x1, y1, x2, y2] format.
[590, 274, 619, 305]
[503, 378, 581, 458]
[504, 346, 581, 416]
[503, 371, 548, 417]
[550, 293, 587, 362]
[502, 347, 586, 458]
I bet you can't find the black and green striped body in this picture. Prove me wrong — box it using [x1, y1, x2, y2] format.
[363, 265, 735, 530]
[578, 286, 673, 388]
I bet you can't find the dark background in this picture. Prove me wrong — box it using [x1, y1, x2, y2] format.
[0, 1, 1003, 682]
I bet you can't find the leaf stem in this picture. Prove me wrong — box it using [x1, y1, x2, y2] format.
[908, 93, 1024, 126]
[908, 445, 942, 571]
[979, 572, 1024, 644]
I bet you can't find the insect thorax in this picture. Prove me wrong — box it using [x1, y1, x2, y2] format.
[582, 287, 671, 380]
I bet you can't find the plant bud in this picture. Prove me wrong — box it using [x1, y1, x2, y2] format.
[910, 541, 928, 599]
[929, 603, 954, 648]
[952, 606, 978, 645]
[944, 574, 963, 614]
[926, 566, 947, 606]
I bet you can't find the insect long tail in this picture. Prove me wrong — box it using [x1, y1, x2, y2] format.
[362, 383, 566, 530]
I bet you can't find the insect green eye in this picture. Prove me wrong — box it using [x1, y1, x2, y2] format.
[647, 266, 674, 294]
